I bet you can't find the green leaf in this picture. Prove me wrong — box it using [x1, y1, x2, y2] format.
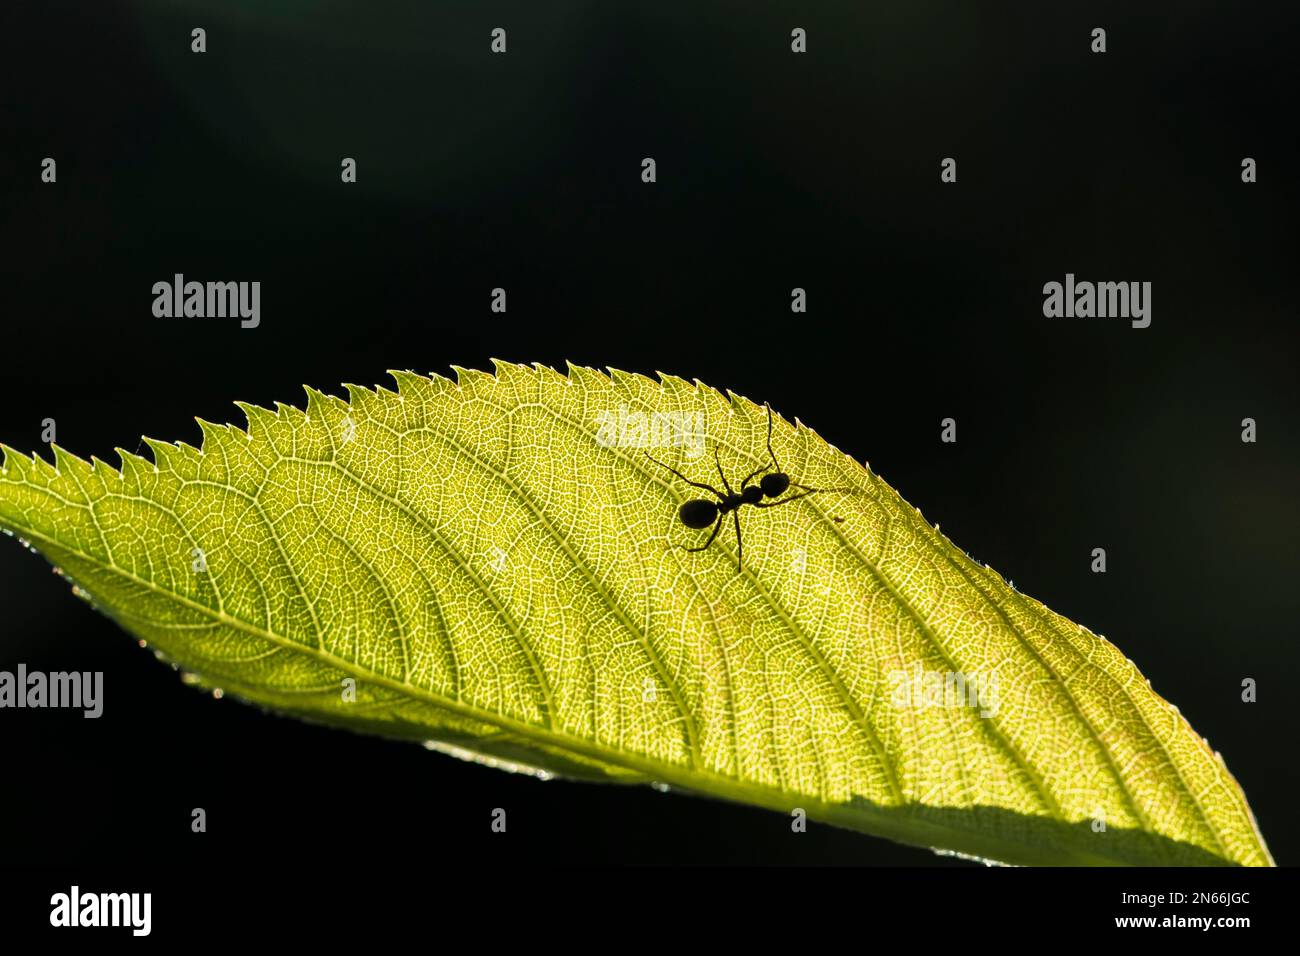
[0, 362, 1272, 866]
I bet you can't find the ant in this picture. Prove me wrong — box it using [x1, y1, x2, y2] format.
[645, 404, 854, 570]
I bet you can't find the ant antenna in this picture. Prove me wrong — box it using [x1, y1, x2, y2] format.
[765, 403, 781, 473]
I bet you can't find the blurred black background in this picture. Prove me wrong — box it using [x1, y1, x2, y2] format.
[0, 1, 1296, 868]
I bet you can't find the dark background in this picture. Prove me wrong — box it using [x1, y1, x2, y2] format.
[0, 1, 1296, 868]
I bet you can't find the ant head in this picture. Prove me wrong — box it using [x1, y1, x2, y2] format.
[678, 499, 719, 529]
[760, 472, 790, 498]
[741, 485, 763, 505]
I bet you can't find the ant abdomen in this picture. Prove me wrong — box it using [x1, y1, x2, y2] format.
[679, 499, 719, 529]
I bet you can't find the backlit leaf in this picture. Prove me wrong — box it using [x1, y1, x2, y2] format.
[0, 362, 1272, 865]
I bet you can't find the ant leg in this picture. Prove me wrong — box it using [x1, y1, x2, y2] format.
[713, 447, 734, 495]
[738, 404, 779, 490]
[682, 515, 724, 552]
[733, 511, 743, 570]
[645, 451, 723, 498]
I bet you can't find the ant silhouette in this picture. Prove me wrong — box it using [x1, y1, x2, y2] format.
[645, 405, 854, 570]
